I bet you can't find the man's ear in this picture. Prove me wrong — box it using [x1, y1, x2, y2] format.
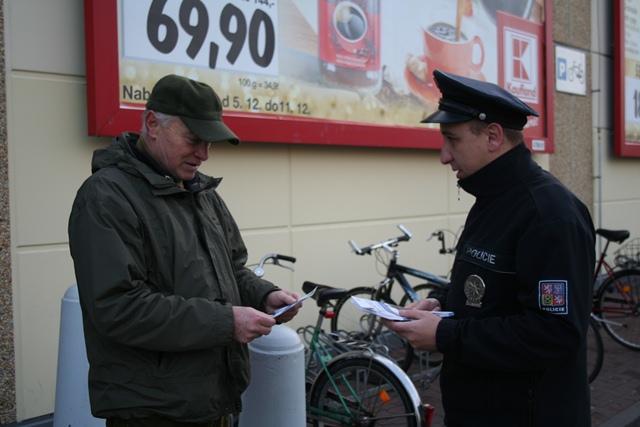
[145, 111, 159, 138]
[486, 123, 504, 153]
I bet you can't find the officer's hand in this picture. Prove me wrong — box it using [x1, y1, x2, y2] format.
[404, 297, 441, 311]
[232, 306, 277, 343]
[382, 309, 442, 352]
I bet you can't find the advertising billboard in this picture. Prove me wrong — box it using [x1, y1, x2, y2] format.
[85, 0, 553, 150]
[615, 0, 640, 157]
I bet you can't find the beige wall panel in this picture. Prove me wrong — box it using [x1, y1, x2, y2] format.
[598, 147, 640, 203]
[199, 143, 292, 229]
[13, 248, 77, 420]
[7, 0, 85, 75]
[10, 74, 105, 247]
[290, 145, 450, 225]
[241, 229, 297, 292]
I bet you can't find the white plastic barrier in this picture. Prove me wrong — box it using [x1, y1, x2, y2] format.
[239, 325, 306, 427]
[53, 284, 102, 427]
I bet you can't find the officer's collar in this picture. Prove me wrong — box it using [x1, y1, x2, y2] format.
[458, 143, 534, 198]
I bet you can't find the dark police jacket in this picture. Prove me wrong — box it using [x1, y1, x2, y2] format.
[434, 143, 595, 427]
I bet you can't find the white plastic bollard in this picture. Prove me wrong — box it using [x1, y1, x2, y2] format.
[53, 284, 102, 427]
[239, 324, 305, 427]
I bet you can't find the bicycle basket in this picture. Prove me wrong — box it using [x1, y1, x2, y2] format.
[614, 237, 640, 268]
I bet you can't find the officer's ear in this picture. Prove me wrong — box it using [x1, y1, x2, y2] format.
[486, 123, 505, 153]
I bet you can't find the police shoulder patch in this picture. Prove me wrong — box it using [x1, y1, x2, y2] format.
[538, 280, 569, 315]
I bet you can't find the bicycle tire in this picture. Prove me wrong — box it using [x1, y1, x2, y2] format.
[308, 357, 419, 427]
[595, 269, 640, 350]
[331, 287, 414, 371]
[587, 317, 604, 383]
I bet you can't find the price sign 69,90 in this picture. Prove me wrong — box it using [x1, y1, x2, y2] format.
[121, 0, 278, 76]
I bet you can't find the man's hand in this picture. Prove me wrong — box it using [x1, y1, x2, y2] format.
[382, 309, 442, 352]
[265, 289, 302, 323]
[232, 306, 277, 343]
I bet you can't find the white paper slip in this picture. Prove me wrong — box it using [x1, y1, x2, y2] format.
[350, 295, 454, 321]
[350, 296, 411, 321]
[268, 286, 317, 318]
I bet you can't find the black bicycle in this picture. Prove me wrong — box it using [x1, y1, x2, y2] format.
[330, 225, 450, 371]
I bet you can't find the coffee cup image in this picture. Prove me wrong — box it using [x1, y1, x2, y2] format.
[423, 22, 484, 78]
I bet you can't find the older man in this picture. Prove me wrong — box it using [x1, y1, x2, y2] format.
[69, 75, 301, 427]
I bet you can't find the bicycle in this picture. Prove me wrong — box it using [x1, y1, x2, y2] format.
[330, 225, 450, 372]
[252, 254, 433, 426]
[591, 228, 640, 351]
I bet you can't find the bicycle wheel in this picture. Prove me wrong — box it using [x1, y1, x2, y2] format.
[308, 357, 419, 426]
[595, 269, 640, 350]
[587, 317, 604, 383]
[331, 287, 414, 371]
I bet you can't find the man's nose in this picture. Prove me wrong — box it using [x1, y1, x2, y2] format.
[196, 142, 210, 160]
[440, 147, 452, 165]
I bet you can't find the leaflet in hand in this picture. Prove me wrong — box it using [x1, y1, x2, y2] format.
[350, 296, 454, 321]
[350, 296, 411, 321]
[268, 286, 317, 318]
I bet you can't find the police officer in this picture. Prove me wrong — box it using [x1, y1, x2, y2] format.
[384, 70, 595, 426]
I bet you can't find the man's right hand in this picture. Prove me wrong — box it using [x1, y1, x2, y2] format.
[232, 306, 277, 343]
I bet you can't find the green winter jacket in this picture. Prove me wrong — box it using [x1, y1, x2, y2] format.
[68, 133, 278, 422]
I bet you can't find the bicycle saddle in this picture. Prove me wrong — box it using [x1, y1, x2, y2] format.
[302, 281, 348, 306]
[596, 229, 630, 243]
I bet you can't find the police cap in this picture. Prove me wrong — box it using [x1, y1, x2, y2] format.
[420, 70, 539, 130]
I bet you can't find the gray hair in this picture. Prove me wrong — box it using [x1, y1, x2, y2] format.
[141, 109, 179, 138]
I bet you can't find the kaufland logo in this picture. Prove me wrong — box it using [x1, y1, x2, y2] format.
[504, 28, 538, 103]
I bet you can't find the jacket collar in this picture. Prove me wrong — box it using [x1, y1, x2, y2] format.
[458, 143, 536, 198]
[93, 132, 222, 192]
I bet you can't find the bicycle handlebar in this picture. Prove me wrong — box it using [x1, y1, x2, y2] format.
[253, 253, 296, 277]
[349, 224, 412, 255]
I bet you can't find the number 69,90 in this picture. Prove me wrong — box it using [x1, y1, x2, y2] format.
[146, 0, 276, 70]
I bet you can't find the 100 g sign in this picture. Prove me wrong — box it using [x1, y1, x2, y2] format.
[122, 0, 279, 75]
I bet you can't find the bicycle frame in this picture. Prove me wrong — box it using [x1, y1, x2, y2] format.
[349, 225, 450, 305]
[382, 257, 450, 303]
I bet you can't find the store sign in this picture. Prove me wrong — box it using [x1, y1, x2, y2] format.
[615, 0, 640, 157]
[84, 0, 554, 151]
[555, 45, 586, 96]
[498, 11, 546, 149]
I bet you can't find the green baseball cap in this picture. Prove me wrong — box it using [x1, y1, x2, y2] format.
[146, 74, 240, 145]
